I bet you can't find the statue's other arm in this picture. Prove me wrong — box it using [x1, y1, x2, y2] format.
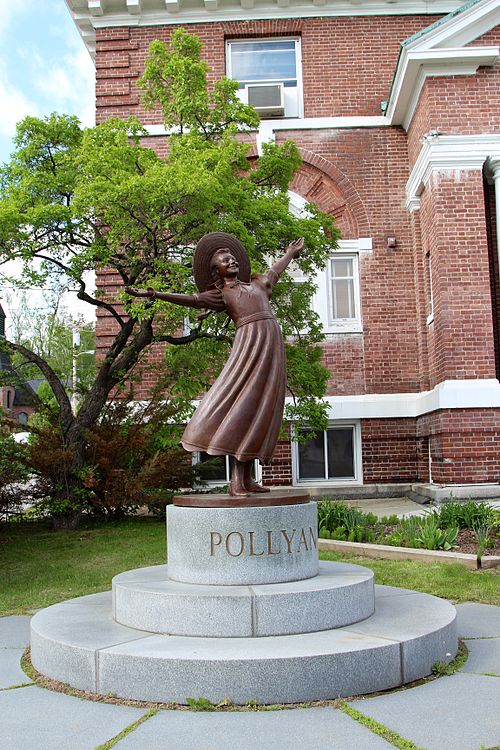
[268, 238, 304, 278]
[125, 287, 225, 311]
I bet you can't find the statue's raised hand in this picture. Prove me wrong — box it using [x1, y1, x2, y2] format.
[287, 238, 305, 258]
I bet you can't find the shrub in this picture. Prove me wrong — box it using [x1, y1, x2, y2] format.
[0, 426, 32, 520]
[1, 390, 206, 524]
[433, 500, 498, 530]
[317, 500, 372, 542]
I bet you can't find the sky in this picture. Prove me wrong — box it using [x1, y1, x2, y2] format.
[0, 0, 94, 164]
[0, 0, 96, 330]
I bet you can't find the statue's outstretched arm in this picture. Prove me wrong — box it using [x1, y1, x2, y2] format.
[125, 287, 200, 309]
[269, 238, 305, 278]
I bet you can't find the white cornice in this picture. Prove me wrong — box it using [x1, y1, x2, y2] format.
[386, 0, 500, 129]
[386, 46, 499, 128]
[320, 378, 500, 419]
[408, 0, 500, 48]
[64, 0, 462, 59]
[144, 116, 390, 154]
[406, 134, 500, 210]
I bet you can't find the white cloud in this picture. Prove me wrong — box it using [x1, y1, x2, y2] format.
[33, 44, 95, 126]
[0, 61, 38, 137]
[0, 0, 33, 39]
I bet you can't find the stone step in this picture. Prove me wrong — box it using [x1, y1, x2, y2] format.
[30, 565, 457, 705]
[112, 562, 375, 637]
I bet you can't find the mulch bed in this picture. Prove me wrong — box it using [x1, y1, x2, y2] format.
[375, 525, 500, 557]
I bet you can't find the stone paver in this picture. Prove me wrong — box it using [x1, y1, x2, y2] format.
[349, 672, 500, 750]
[456, 603, 500, 638]
[113, 706, 394, 750]
[463, 637, 500, 676]
[0, 615, 31, 648]
[0, 684, 145, 750]
[0, 649, 31, 688]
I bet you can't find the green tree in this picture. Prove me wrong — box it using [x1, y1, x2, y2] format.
[0, 28, 338, 529]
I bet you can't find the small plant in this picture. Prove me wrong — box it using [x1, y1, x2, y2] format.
[474, 525, 491, 569]
[332, 525, 347, 540]
[431, 642, 468, 676]
[399, 516, 422, 548]
[435, 499, 497, 530]
[385, 530, 405, 547]
[416, 516, 458, 551]
[186, 697, 215, 711]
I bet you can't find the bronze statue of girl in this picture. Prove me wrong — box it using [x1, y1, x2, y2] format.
[126, 232, 304, 497]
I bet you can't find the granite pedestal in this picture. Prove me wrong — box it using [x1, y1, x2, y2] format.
[30, 496, 458, 704]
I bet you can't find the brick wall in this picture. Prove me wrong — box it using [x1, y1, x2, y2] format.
[419, 169, 496, 386]
[95, 15, 438, 123]
[407, 27, 500, 167]
[92, 12, 500, 489]
[362, 418, 418, 483]
[484, 176, 500, 379]
[417, 409, 500, 484]
[262, 410, 500, 487]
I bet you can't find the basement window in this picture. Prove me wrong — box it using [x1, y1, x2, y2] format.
[293, 423, 362, 484]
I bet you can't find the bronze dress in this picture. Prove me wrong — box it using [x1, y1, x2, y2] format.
[181, 270, 286, 464]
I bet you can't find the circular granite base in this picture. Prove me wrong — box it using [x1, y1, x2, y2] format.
[112, 562, 375, 637]
[30, 562, 457, 705]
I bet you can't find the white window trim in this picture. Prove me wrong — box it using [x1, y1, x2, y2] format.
[292, 420, 363, 487]
[316, 240, 368, 335]
[226, 37, 304, 120]
[326, 251, 362, 332]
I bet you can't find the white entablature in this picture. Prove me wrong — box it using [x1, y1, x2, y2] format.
[65, 0, 464, 58]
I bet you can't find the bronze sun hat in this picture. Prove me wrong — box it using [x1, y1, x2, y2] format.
[193, 232, 251, 292]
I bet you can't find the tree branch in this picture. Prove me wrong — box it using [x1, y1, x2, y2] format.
[77, 280, 126, 327]
[108, 319, 155, 380]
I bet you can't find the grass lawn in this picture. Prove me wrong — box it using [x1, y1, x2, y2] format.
[1, 517, 498, 616]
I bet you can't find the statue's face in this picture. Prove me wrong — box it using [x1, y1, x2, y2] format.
[211, 249, 239, 279]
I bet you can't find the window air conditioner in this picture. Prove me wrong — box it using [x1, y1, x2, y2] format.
[246, 83, 285, 118]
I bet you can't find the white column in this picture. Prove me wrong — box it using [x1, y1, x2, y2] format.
[489, 157, 500, 285]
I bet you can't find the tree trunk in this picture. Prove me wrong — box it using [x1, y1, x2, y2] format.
[52, 509, 84, 531]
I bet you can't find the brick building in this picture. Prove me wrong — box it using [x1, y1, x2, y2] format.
[66, 0, 500, 500]
[0, 305, 36, 427]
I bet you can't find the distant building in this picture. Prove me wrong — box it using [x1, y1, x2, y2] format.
[66, 0, 500, 500]
[0, 305, 36, 427]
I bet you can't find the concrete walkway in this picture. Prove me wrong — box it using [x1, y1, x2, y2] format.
[1, 603, 499, 750]
[342, 496, 428, 518]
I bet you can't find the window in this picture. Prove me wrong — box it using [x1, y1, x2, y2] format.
[315, 240, 366, 334]
[17, 412, 28, 426]
[227, 38, 302, 118]
[328, 255, 361, 327]
[293, 423, 362, 484]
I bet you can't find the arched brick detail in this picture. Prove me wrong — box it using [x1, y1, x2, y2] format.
[291, 149, 371, 239]
[248, 146, 369, 238]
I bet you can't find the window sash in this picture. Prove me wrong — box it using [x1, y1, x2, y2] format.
[228, 39, 298, 86]
[329, 256, 358, 322]
[297, 426, 357, 481]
